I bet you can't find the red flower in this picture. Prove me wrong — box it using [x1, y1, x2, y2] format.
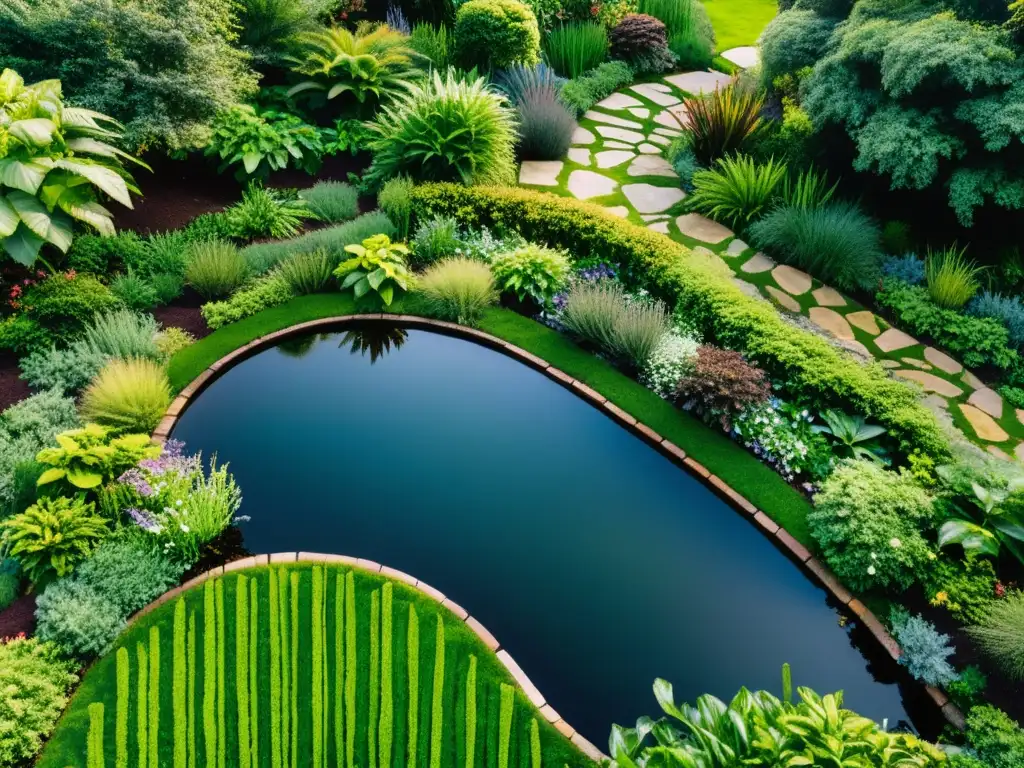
[995, 582, 1006, 598]
[65, 269, 77, 280]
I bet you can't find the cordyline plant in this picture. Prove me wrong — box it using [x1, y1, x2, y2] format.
[684, 81, 763, 166]
[0, 68, 147, 266]
[333, 233, 412, 306]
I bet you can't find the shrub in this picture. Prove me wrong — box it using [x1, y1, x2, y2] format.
[287, 23, 421, 109]
[558, 60, 633, 117]
[759, 10, 836, 82]
[201, 273, 294, 329]
[970, 291, 1024, 349]
[0, 0, 256, 151]
[409, 184, 949, 460]
[687, 155, 787, 228]
[968, 591, 1024, 680]
[809, 460, 934, 593]
[183, 212, 239, 244]
[543, 22, 609, 78]
[609, 14, 675, 73]
[205, 105, 326, 181]
[226, 184, 314, 241]
[561, 281, 671, 368]
[81, 358, 172, 434]
[666, 135, 700, 188]
[110, 269, 158, 311]
[417, 258, 498, 325]
[241, 212, 397, 275]
[83, 309, 161, 362]
[515, 83, 578, 160]
[155, 328, 196, 361]
[141, 232, 190, 278]
[965, 705, 1024, 768]
[882, 253, 926, 285]
[0, 635, 78, 766]
[185, 241, 249, 299]
[73, 536, 184, 616]
[19, 343, 109, 395]
[334, 234, 412, 307]
[922, 554, 998, 625]
[298, 182, 360, 224]
[0, 390, 79, 510]
[9, 273, 120, 354]
[889, 608, 958, 686]
[876, 279, 1017, 369]
[410, 22, 452, 70]
[677, 345, 771, 429]
[35, 579, 125, 658]
[1001, 385, 1024, 409]
[378, 176, 415, 241]
[925, 245, 982, 309]
[490, 243, 571, 305]
[149, 273, 185, 306]
[749, 202, 883, 291]
[685, 84, 763, 165]
[0, 68, 145, 267]
[454, 0, 541, 70]
[640, 329, 700, 398]
[0, 495, 108, 585]
[365, 71, 519, 189]
[66, 233, 150, 276]
[733, 400, 834, 482]
[277, 250, 335, 295]
[411, 215, 462, 268]
[668, 29, 713, 70]
[234, 0, 317, 68]
[36, 424, 159, 492]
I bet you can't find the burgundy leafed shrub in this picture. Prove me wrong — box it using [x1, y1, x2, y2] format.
[609, 14, 676, 71]
[677, 345, 771, 429]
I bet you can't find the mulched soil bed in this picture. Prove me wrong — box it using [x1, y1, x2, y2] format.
[0, 593, 36, 639]
[0, 351, 31, 413]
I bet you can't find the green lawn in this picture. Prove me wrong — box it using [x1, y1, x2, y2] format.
[39, 563, 591, 768]
[705, 0, 777, 50]
[167, 297, 815, 549]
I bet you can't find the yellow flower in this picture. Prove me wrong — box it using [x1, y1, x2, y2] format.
[931, 591, 949, 606]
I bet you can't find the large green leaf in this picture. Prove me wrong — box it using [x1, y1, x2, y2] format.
[0, 157, 53, 195]
[58, 197, 115, 235]
[65, 137, 148, 168]
[9, 118, 57, 147]
[7, 190, 73, 251]
[938, 518, 1001, 556]
[53, 159, 132, 207]
[2, 223, 45, 266]
[0, 195, 18, 237]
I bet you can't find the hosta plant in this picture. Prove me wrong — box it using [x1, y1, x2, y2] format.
[204, 105, 326, 180]
[333, 234, 412, 306]
[0, 68, 147, 265]
[35, 423, 160, 491]
[812, 409, 888, 464]
[287, 23, 421, 108]
[489, 243, 571, 306]
[936, 468, 1024, 566]
[0, 495, 108, 584]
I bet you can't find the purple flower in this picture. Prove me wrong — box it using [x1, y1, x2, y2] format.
[118, 468, 155, 497]
[128, 507, 161, 533]
[552, 292, 568, 311]
[578, 263, 617, 282]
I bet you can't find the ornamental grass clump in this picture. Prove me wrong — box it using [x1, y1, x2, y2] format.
[81, 358, 172, 434]
[276, 249, 335, 295]
[298, 182, 360, 224]
[83, 309, 161, 362]
[185, 240, 249, 299]
[410, 215, 462, 269]
[925, 244, 983, 309]
[416, 258, 498, 326]
[677, 345, 771, 430]
[514, 82, 578, 161]
[687, 155, 787, 228]
[684, 83, 762, 165]
[543, 22, 609, 79]
[968, 591, 1024, 679]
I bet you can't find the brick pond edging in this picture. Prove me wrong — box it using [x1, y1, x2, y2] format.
[153, 314, 965, 732]
[127, 551, 607, 762]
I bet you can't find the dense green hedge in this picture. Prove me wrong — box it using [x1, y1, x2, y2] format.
[39, 563, 592, 768]
[409, 183, 949, 461]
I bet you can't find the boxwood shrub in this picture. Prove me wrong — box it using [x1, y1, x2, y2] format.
[409, 183, 949, 461]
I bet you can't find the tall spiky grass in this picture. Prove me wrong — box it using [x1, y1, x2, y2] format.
[515, 82, 577, 161]
[687, 155, 787, 228]
[968, 591, 1024, 679]
[185, 240, 248, 299]
[81, 358, 171, 433]
[925, 244, 983, 308]
[277, 249, 335, 295]
[84, 309, 161, 361]
[543, 22, 608, 79]
[779, 166, 838, 210]
[417, 258, 498, 326]
[561, 281, 671, 368]
[365, 70, 519, 188]
[685, 83, 763, 165]
[493, 63, 565, 104]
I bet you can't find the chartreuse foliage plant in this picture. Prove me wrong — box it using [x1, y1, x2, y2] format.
[35, 423, 160, 491]
[0, 495, 108, 585]
[80, 357, 172, 434]
[0, 68, 146, 266]
[416, 257, 498, 326]
[925, 244, 983, 309]
[490, 243, 571, 306]
[334, 234, 412, 306]
[37, 564, 591, 768]
[454, 0, 541, 71]
[612, 667, 945, 767]
[687, 155, 787, 228]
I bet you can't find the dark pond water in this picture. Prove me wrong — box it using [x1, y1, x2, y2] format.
[172, 324, 929, 745]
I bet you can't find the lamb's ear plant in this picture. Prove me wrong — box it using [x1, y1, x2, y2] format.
[333, 234, 412, 306]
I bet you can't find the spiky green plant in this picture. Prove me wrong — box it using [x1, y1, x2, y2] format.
[0, 495, 107, 584]
[925, 244, 983, 309]
[687, 155, 787, 228]
[543, 23, 609, 79]
[684, 83, 763, 165]
[968, 591, 1024, 680]
[277, 249, 335, 295]
[779, 166, 838, 210]
[80, 358, 171, 434]
[417, 257, 498, 326]
[185, 240, 248, 299]
[365, 70, 518, 188]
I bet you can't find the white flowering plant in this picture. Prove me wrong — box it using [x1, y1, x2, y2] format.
[732, 400, 834, 482]
[640, 330, 700, 399]
[110, 441, 244, 565]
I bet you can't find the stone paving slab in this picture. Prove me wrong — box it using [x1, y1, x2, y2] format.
[645, 133, 671, 146]
[847, 310, 880, 335]
[647, 220, 670, 233]
[631, 82, 681, 106]
[594, 124, 645, 143]
[596, 92, 643, 110]
[571, 126, 595, 145]
[653, 126, 682, 137]
[676, 213, 733, 243]
[812, 286, 845, 307]
[603, 140, 632, 149]
[566, 147, 590, 165]
[595, 149, 634, 168]
[584, 110, 644, 129]
[895, 370, 963, 398]
[628, 107, 650, 118]
[959, 403, 1009, 442]
[654, 110, 683, 129]
[772, 265, 813, 295]
[741, 252, 775, 273]
[721, 46, 760, 68]
[627, 154, 676, 177]
[518, 160, 562, 186]
[622, 183, 685, 213]
[809, 307, 855, 340]
[605, 206, 629, 218]
[968, 387, 1003, 419]
[724, 238, 749, 256]
[962, 370, 984, 390]
[875, 327, 918, 353]
[766, 285, 800, 311]
[924, 346, 962, 374]
[664, 71, 733, 95]
[638, 142, 661, 153]
[567, 169, 618, 199]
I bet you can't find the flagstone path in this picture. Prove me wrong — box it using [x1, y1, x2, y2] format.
[517, 70, 1024, 462]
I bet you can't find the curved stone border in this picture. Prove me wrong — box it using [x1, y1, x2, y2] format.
[153, 314, 965, 731]
[128, 551, 606, 762]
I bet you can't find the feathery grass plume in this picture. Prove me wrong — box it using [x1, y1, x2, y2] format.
[334, 572, 344, 768]
[290, 572, 299, 768]
[148, 626, 160, 768]
[188, 612, 197, 768]
[269, 569, 281, 768]
[430, 614, 446, 768]
[968, 591, 1024, 680]
[297, 182, 359, 224]
[88, 703, 105, 768]
[465, 656, 477, 768]
[687, 155, 788, 228]
[236, 575, 251, 768]
[312, 568, 324, 768]
[498, 684, 515, 768]
[137, 643, 148, 768]
[407, 603, 420, 766]
[278, 569, 290, 768]
[926, 244, 983, 309]
[216, 579, 227, 768]
[203, 581, 216, 765]
[410, 22, 452, 71]
[250, 579, 259, 768]
[493, 63, 565, 105]
[514, 82, 577, 161]
[543, 22, 608, 78]
[81, 358, 171, 434]
[417, 258, 498, 326]
[561, 281, 670, 369]
[369, 589, 381, 768]
[530, 719, 540, 768]
[277, 249, 335, 295]
[684, 83, 762, 165]
[174, 600, 187, 768]
[379, 583, 394, 768]
[345, 571, 357, 767]
[184, 240, 248, 299]
[84, 309, 161, 361]
[116, 647, 129, 768]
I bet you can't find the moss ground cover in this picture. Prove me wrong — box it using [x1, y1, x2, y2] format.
[39, 563, 589, 768]
[704, 0, 777, 50]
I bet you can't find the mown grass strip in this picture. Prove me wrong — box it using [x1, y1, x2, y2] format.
[188, 612, 197, 768]
[369, 589, 380, 768]
[465, 656, 477, 768]
[345, 571, 357, 768]
[379, 583, 393, 768]
[278, 569, 290, 768]
[88, 703, 104, 768]
[290, 572, 300, 768]
[334, 572, 344, 768]
[116, 648, 128, 768]
[312, 568, 324, 768]
[498, 684, 514, 768]
[269, 569, 282, 768]
[530, 720, 540, 768]
[173, 599, 187, 768]
[430, 615, 446, 768]
[203, 582, 216, 765]
[236, 575, 251, 768]
[148, 626, 160, 768]
[249, 578, 259, 768]
[407, 603, 419, 767]
[216, 579, 226, 768]
[137, 643, 147, 768]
